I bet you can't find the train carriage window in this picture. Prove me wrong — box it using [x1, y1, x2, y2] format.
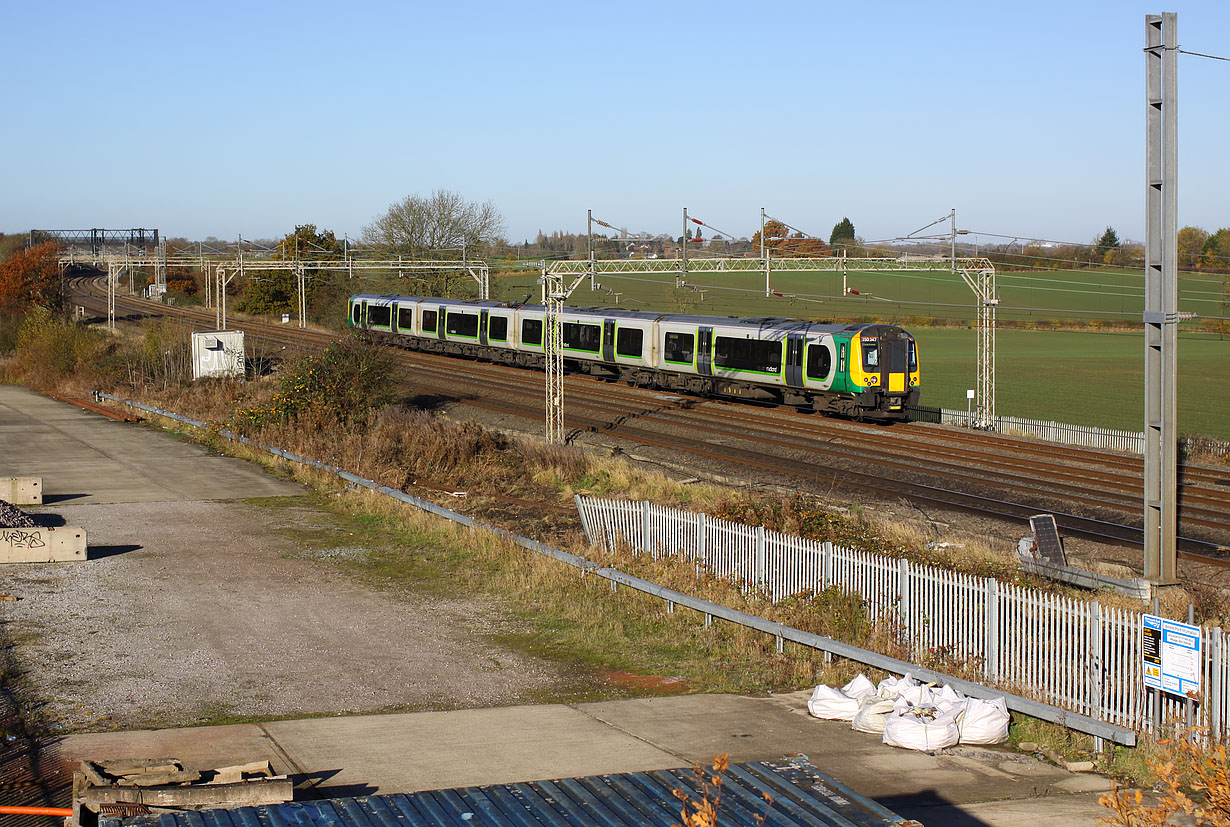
[422, 309, 438, 333]
[908, 340, 917, 371]
[861, 340, 879, 370]
[489, 316, 508, 341]
[351, 303, 362, 325]
[663, 332, 694, 364]
[806, 344, 833, 380]
[522, 318, 543, 346]
[714, 336, 782, 374]
[562, 322, 600, 352]
[447, 311, 479, 337]
[616, 327, 643, 358]
[397, 307, 413, 331]
[369, 305, 391, 327]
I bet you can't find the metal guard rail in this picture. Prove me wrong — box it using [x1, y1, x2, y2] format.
[93, 391, 1136, 746]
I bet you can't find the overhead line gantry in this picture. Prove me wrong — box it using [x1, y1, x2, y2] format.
[540, 227, 998, 443]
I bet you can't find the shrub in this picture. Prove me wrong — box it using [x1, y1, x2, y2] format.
[232, 335, 395, 430]
[12, 309, 112, 389]
[1100, 731, 1230, 825]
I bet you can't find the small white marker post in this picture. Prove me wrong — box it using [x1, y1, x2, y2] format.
[966, 389, 976, 426]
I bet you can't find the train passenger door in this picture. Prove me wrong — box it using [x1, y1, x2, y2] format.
[602, 319, 616, 362]
[437, 307, 447, 340]
[887, 337, 907, 392]
[697, 327, 713, 376]
[785, 334, 805, 388]
[479, 310, 489, 346]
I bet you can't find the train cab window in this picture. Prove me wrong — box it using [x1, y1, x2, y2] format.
[351, 303, 362, 326]
[489, 316, 508, 341]
[369, 305, 391, 327]
[397, 307, 414, 331]
[861, 340, 879, 370]
[908, 340, 917, 371]
[422, 309, 438, 333]
[714, 336, 782, 374]
[447, 312, 479, 337]
[563, 322, 600, 352]
[663, 332, 694, 364]
[806, 344, 833, 380]
[522, 318, 543, 346]
[616, 327, 643, 358]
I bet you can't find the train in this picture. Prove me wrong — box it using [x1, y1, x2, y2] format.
[347, 293, 920, 420]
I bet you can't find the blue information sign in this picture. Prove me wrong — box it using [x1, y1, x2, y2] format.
[1143, 614, 1202, 697]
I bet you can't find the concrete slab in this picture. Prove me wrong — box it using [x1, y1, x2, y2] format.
[61, 694, 1111, 824]
[577, 692, 1110, 806]
[262, 706, 684, 794]
[57, 724, 289, 776]
[0, 387, 302, 503]
[892, 790, 1110, 827]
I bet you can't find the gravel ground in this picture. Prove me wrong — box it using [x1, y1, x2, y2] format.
[1, 498, 567, 732]
[0, 499, 36, 528]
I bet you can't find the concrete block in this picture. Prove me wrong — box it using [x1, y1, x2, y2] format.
[0, 477, 41, 505]
[0, 526, 87, 563]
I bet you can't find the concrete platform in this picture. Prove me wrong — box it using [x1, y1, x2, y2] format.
[61, 694, 1112, 826]
[0, 386, 301, 503]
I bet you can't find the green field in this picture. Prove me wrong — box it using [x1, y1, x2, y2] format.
[488, 264, 1226, 325]
[911, 329, 1230, 439]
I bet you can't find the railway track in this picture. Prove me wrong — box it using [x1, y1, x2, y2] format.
[67, 275, 1230, 566]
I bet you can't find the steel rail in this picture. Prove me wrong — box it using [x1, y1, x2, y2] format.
[68, 276, 1230, 566]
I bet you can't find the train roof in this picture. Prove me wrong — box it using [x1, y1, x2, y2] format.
[349, 294, 900, 334]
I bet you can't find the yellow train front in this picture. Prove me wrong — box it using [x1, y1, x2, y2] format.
[838, 324, 920, 420]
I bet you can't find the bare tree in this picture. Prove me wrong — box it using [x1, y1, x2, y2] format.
[362, 190, 506, 259]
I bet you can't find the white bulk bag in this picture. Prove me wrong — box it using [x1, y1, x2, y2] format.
[852, 697, 897, 734]
[842, 674, 876, 701]
[958, 697, 1010, 744]
[935, 684, 966, 706]
[875, 673, 917, 700]
[882, 706, 961, 752]
[895, 683, 936, 708]
[807, 685, 860, 721]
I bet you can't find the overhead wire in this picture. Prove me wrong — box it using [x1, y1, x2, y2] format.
[1179, 48, 1230, 62]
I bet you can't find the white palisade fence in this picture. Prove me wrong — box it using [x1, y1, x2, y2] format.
[576, 496, 1230, 738]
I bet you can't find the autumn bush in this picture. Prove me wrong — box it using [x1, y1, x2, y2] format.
[0, 242, 62, 311]
[1100, 730, 1230, 826]
[12, 309, 115, 389]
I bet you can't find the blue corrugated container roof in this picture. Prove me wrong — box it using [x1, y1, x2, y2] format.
[100, 757, 914, 827]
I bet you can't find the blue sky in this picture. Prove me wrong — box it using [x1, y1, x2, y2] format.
[3, 1, 1226, 246]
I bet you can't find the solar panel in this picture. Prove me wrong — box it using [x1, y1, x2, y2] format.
[1029, 514, 1067, 566]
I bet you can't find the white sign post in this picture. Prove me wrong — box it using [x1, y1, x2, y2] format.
[1143, 614, 1202, 697]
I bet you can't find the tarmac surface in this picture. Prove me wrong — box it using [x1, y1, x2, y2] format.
[2, 386, 1114, 825]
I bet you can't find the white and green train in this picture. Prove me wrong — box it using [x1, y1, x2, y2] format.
[348, 294, 920, 420]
